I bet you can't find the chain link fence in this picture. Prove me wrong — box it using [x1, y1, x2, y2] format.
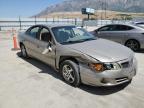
[0, 17, 133, 31]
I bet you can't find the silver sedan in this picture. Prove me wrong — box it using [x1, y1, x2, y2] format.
[92, 24, 144, 51]
[18, 25, 137, 87]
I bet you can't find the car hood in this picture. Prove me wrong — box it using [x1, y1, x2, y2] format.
[65, 39, 133, 62]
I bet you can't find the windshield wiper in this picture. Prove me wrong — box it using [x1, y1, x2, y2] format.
[61, 40, 83, 44]
[61, 38, 96, 44]
[82, 38, 96, 41]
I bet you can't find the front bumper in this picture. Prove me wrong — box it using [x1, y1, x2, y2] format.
[140, 41, 144, 49]
[139, 37, 144, 49]
[80, 58, 137, 86]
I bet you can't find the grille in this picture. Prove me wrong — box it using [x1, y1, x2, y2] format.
[115, 77, 128, 83]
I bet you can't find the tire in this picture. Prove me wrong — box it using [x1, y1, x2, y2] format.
[125, 40, 140, 51]
[60, 60, 80, 87]
[20, 44, 29, 58]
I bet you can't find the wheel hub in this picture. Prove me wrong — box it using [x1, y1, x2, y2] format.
[62, 65, 75, 83]
[126, 40, 139, 51]
[21, 46, 26, 57]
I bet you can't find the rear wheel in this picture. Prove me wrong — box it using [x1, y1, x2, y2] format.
[20, 44, 28, 58]
[125, 40, 140, 51]
[60, 60, 80, 87]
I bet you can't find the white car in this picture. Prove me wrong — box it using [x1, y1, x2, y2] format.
[92, 24, 144, 51]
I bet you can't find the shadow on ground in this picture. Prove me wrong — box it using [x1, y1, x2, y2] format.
[136, 49, 144, 53]
[17, 52, 129, 96]
[79, 82, 129, 95]
[17, 52, 61, 80]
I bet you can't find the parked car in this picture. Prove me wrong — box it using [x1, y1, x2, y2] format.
[134, 22, 144, 29]
[18, 25, 137, 87]
[134, 22, 144, 25]
[91, 24, 144, 51]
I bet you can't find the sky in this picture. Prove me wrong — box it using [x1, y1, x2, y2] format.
[0, 0, 64, 18]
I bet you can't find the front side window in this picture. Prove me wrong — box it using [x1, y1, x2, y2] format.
[52, 26, 96, 44]
[39, 27, 52, 42]
[98, 26, 111, 31]
[110, 25, 120, 31]
[120, 25, 134, 31]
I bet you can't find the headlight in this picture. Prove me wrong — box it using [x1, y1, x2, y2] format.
[89, 62, 121, 73]
[104, 63, 121, 70]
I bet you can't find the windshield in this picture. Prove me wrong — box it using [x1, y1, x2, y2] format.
[52, 26, 96, 44]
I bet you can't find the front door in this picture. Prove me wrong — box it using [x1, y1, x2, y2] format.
[36, 27, 56, 67]
[97, 25, 113, 40]
[97, 25, 124, 44]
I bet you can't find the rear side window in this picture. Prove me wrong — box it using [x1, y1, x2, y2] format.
[26, 27, 40, 38]
[98, 26, 112, 31]
[118, 25, 134, 31]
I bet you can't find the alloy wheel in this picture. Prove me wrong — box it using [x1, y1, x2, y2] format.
[126, 40, 139, 51]
[62, 64, 75, 83]
[21, 45, 27, 57]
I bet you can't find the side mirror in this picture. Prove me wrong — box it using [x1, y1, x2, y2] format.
[96, 30, 101, 35]
[42, 42, 52, 54]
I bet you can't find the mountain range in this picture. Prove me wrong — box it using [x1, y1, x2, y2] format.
[36, 0, 144, 17]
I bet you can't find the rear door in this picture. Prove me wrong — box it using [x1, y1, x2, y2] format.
[24, 26, 41, 58]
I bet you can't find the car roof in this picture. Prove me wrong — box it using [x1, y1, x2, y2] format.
[97, 23, 144, 31]
[99, 23, 140, 28]
[32, 24, 76, 28]
[134, 22, 144, 24]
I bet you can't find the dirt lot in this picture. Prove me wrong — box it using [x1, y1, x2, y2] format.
[0, 31, 144, 108]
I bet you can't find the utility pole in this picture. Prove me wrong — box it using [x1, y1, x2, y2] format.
[45, 17, 48, 24]
[101, 1, 104, 26]
[19, 16, 22, 30]
[104, 0, 107, 20]
[88, 14, 90, 20]
[35, 16, 37, 25]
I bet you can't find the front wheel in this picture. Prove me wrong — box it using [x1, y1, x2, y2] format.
[60, 60, 80, 87]
[125, 40, 140, 51]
